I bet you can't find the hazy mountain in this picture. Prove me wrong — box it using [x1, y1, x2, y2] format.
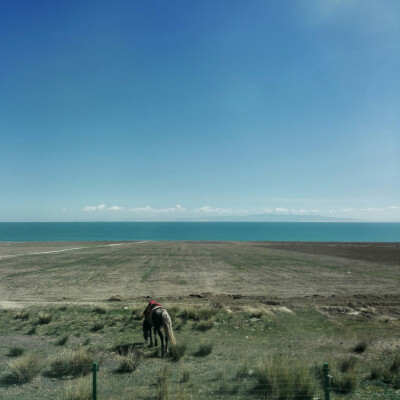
[188, 213, 357, 222]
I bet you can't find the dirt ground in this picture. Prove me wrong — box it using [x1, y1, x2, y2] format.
[1, 241, 399, 319]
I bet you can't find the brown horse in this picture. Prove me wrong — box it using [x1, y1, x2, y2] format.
[143, 307, 176, 357]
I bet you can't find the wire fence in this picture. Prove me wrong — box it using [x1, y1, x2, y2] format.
[97, 361, 324, 399]
[1, 361, 400, 399]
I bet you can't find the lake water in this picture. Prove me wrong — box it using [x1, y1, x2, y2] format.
[0, 222, 399, 242]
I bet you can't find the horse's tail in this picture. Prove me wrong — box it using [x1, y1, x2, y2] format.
[162, 310, 176, 345]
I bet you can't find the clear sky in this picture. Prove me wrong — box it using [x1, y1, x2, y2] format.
[1, 0, 399, 222]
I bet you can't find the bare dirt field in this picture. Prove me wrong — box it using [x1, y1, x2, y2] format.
[1, 241, 399, 313]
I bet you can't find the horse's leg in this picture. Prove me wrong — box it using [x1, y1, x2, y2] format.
[149, 328, 153, 347]
[165, 327, 169, 355]
[154, 327, 158, 347]
[157, 327, 164, 357]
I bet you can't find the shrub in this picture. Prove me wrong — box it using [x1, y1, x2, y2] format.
[353, 341, 367, 354]
[7, 347, 24, 357]
[5, 353, 42, 384]
[254, 357, 315, 400]
[64, 376, 92, 400]
[46, 348, 93, 378]
[115, 350, 141, 373]
[168, 343, 187, 362]
[38, 312, 52, 324]
[195, 319, 213, 331]
[193, 343, 213, 357]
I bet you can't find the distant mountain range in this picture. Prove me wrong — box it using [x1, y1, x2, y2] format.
[188, 213, 357, 222]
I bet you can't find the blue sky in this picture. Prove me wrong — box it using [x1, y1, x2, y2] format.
[0, 0, 399, 222]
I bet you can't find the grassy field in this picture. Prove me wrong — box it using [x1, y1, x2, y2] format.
[0, 241, 399, 399]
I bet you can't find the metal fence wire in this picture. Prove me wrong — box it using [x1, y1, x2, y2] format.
[1, 361, 400, 399]
[0, 362, 93, 400]
[97, 361, 323, 400]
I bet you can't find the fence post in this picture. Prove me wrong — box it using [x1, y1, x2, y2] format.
[93, 362, 98, 400]
[323, 363, 330, 400]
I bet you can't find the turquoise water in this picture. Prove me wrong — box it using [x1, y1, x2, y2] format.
[0, 222, 399, 242]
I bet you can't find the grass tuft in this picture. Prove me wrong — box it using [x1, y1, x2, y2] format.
[26, 325, 37, 335]
[64, 376, 92, 400]
[115, 350, 141, 373]
[38, 312, 52, 325]
[181, 368, 190, 382]
[56, 335, 69, 346]
[179, 307, 214, 321]
[7, 347, 24, 358]
[4, 353, 42, 384]
[369, 351, 400, 389]
[244, 306, 268, 319]
[330, 368, 357, 394]
[131, 309, 144, 321]
[46, 348, 94, 378]
[339, 356, 357, 373]
[353, 340, 367, 354]
[168, 343, 187, 362]
[193, 343, 213, 357]
[91, 320, 105, 332]
[14, 310, 30, 320]
[253, 357, 315, 400]
[195, 319, 214, 331]
[92, 306, 107, 315]
[316, 361, 357, 395]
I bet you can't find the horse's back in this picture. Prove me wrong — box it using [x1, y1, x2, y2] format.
[150, 307, 164, 327]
